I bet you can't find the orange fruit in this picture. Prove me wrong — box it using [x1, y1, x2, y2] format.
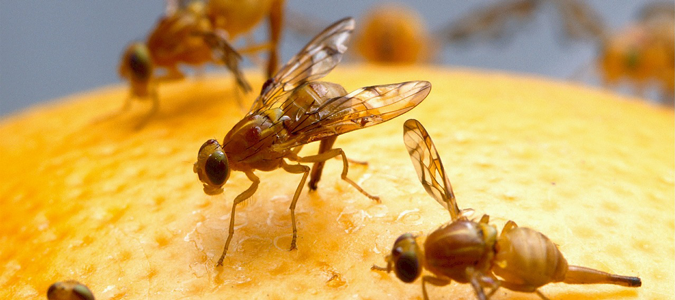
[0, 66, 672, 299]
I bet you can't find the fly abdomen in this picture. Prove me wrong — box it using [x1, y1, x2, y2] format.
[493, 226, 568, 290]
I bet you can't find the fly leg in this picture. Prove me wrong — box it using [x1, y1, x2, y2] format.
[202, 30, 251, 94]
[281, 160, 310, 251]
[91, 93, 134, 125]
[266, 0, 284, 77]
[370, 253, 394, 273]
[308, 136, 337, 190]
[473, 270, 500, 300]
[421, 276, 450, 300]
[120, 94, 133, 114]
[133, 66, 186, 129]
[157, 66, 186, 82]
[309, 137, 368, 190]
[217, 170, 260, 266]
[296, 148, 379, 202]
[465, 268, 493, 300]
[135, 90, 159, 130]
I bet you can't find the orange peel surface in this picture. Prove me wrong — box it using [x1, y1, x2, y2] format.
[0, 66, 672, 299]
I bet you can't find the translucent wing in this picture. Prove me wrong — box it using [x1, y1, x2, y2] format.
[249, 17, 355, 112]
[552, 0, 606, 42]
[271, 81, 431, 150]
[638, 2, 675, 21]
[439, 0, 539, 44]
[200, 30, 251, 92]
[403, 119, 461, 221]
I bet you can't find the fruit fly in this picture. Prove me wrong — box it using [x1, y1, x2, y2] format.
[206, 0, 285, 77]
[47, 280, 95, 300]
[597, 1, 674, 104]
[118, 0, 284, 127]
[287, 1, 548, 65]
[372, 119, 642, 300]
[352, 3, 434, 64]
[194, 17, 431, 266]
[440, 0, 542, 44]
[443, 0, 673, 104]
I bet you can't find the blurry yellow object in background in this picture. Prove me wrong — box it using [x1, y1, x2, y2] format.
[0, 66, 672, 299]
[354, 4, 433, 64]
[599, 7, 675, 103]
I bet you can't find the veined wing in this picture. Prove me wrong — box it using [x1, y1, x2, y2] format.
[440, 0, 539, 44]
[552, 0, 606, 42]
[402, 119, 461, 221]
[249, 17, 355, 112]
[200, 30, 251, 92]
[272, 80, 430, 149]
[639, 1, 675, 21]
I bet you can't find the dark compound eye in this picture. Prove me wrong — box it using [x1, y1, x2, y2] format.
[47, 283, 58, 298]
[205, 151, 228, 186]
[128, 44, 152, 80]
[395, 252, 421, 283]
[391, 233, 421, 283]
[71, 283, 95, 300]
[47, 281, 95, 300]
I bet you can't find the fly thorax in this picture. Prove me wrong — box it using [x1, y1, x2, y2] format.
[223, 115, 273, 157]
[424, 220, 495, 282]
[288, 82, 348, 120]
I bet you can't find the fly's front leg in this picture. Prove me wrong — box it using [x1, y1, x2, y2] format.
[370, 254, 393, 273]
[135, 90, 159, 130]
[217, 170, 260, 266]
[120, 93, 133, 113]
[92, 94, 133, 125]
[281, 160, 310, 251]
[297, 148, 380, 202]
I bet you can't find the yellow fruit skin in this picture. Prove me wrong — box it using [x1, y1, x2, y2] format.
[0, 66, 672, 299]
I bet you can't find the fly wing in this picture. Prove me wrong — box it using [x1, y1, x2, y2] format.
[200, 30, 251, 92]
[402, 119, 461, 221]
[439, 0, 540, 44]
[249, 17, 355, 112]
[552, 0, 606, 42]
[272, 80, 430, 149]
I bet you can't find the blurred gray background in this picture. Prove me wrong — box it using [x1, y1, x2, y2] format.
[0, 0, 655, 116]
